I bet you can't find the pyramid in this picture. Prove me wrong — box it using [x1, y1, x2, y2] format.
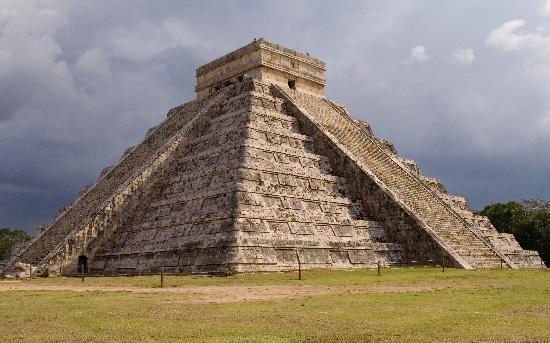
[2, 39, 543, 276]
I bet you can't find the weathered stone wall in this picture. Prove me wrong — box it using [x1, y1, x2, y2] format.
[277, 92, 458, 267]
[303, 132, 461, 266]
[196, 39, 325, 99]
[230, 86, 401, 272]
[84, 79, 402, 275]
[258, 66, 323, 98]
[37, 89, 229, 276]
[352, 105, 543, 269]
[84, 81, 256, 274]
[276, 85, 513, 269]
[1, 96, 207, 274]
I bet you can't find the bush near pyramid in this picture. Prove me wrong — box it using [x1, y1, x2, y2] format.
[2, 39, 543, 277]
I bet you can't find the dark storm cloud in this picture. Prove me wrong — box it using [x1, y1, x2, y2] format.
[1, 0, 549, 232]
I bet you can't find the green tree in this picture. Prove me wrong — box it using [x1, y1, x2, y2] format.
[480, 200, 550, 265]
[479, 201, 527, 235]
[0, 228, 31, 260]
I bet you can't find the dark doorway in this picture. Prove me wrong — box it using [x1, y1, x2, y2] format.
[78, 255, 88, 274]
[288, 80, 296, 90]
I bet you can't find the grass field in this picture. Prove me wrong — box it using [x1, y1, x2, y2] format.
[1, 268, 549, 342]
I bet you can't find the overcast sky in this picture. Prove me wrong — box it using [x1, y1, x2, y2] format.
[1, 0, 550, 233]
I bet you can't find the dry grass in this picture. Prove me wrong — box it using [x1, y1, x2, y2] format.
[1, 268, 549, 342]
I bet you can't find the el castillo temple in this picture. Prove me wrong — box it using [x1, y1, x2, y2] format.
[2, 39, 543, 277]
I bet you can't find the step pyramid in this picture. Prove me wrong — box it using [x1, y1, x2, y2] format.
[2, 39, 543, 276]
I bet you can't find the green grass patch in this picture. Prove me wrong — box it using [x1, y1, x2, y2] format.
[1, 268, 549, 342]
[7, 267, 545, 288]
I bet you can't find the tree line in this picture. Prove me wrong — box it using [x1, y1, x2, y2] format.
[0, 228, 30, 260]
[479, 199, 550, 265]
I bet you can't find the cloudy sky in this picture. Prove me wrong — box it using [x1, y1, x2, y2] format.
[1, 0, 550, 233]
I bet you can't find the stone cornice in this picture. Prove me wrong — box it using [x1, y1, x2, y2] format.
[196, 38, 326, 77]
[195, 61, 326, 92]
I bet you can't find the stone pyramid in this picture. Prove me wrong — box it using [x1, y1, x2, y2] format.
[2, 39, 543, 276]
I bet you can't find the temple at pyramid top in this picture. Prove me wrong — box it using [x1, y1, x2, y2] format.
[196, 38, 326, 99]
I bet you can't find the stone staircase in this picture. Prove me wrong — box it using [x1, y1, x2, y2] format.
[415, 165, 542, 268]
[1, 88, 229, 276]
[274, 85, 512, 269]
[228, 85, 403, 270]
[336, 99, 542, 268]
[87, 79, 403, 274]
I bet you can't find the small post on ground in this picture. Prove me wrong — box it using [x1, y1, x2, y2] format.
[160, 266, 165, 288]
[500, 259, 503, 270]
[297, 252, 302, 281]
[81, 265, 85, 283]
[441, 256, 445, 272]
[377, 261, 381, 276]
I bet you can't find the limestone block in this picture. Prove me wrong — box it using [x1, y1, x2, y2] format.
[347, 250, 379, 264]
[332, 225, 354, 237]
[298, 249, 332, 264]
[105, 255, 139, 271]
[288, 222, 314, 235]
[13, 262, 35, 278]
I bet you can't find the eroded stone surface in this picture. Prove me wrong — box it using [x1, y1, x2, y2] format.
[1, 39, 543, 276]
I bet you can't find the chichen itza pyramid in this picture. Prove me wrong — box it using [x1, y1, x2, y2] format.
[2, 39, 543, 277]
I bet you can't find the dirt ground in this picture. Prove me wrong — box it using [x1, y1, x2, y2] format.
[0, 281, 457, 303]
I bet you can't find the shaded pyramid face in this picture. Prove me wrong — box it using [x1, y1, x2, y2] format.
[2, 40, 543, 277]
[89, 80, 403, 274]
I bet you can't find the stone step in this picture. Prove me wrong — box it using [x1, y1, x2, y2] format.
[279, 87, 506, 269]
[207, 108, 301, 138]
